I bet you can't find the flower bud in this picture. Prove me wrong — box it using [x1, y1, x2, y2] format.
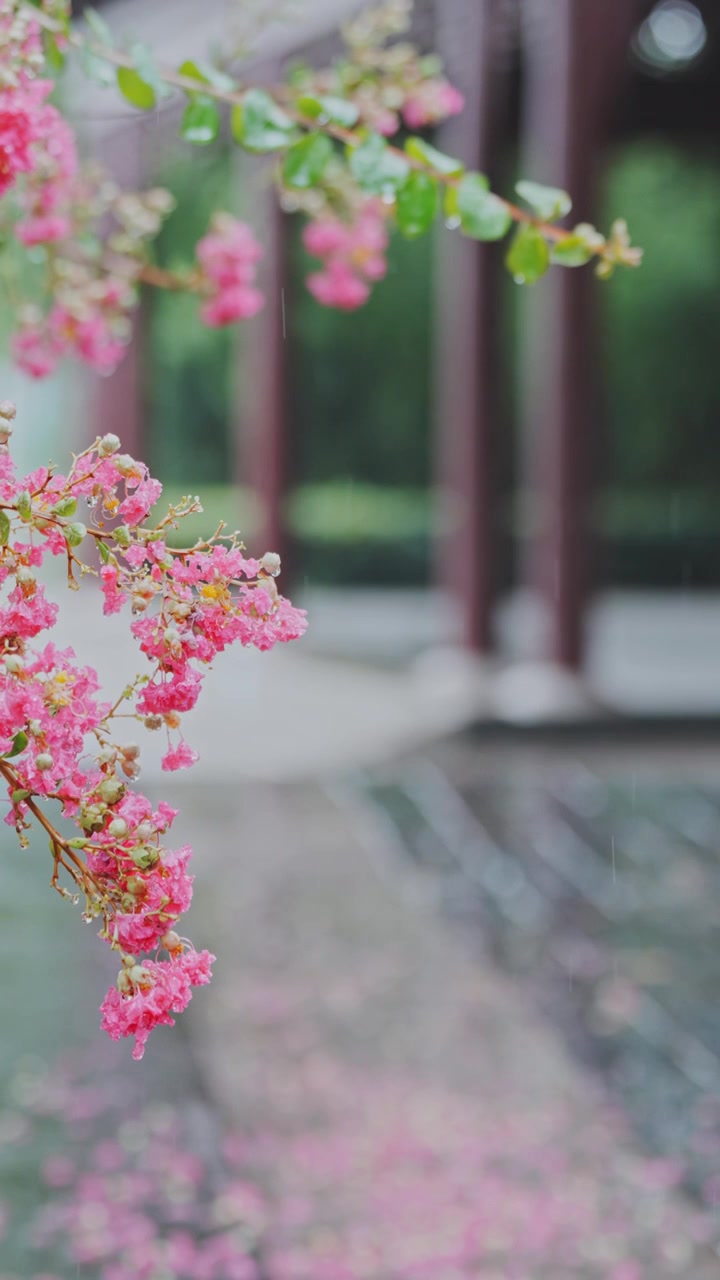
[0, 401, 17, 421]
[120, 743, 140, 761]
[34, 752, 53, 771]
[108, 817, 128, 839]
[128, 965, 153, 990]
[163, 711, 182, 730]
[16, 566, 35, 587]
[130, 846, 159, 870]
[4, 654, 24, 674]
[114, 524, 131, 547]
[97, 746, 116, 766]
[0, 421, 12, 446]
[116, 969, 134, 996]
[16, 491, 32, 521]
[115, 455, 139, 478]
[98, 778, 125, 805]
[260, 551, 281, 577]
[98, 433, 121, 456]
[135, 821, 154, 842]
[143, 715, 162, 731]
[161, 930, 182, 952]
[65, 522, 87, 548]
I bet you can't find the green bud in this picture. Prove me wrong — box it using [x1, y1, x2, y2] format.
[130, 846, 160, 871]
[65, 522, 87, 548]
[51, 495, 77, 518]
[114, 525, 131, 547]
[98, 778, 125, 805]
[16, 491, 32, 521]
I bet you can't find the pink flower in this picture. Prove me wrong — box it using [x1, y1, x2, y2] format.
[201, 286, 264, 326]
[197, 215, 264, 329]
[0, 94, 38, 196]
[303, 201, 389, 311]
[303, 220, 350, 258]
[307, 265, 370, 311]
[402, 80, 464, 129]
[15, 212, 70, 245]
[11, 321, 62, 379]
[100, 564, 127, 615]
[161, 741, 199, 772]
[118, 477, 163, 526]
[100, 950, 215, 1060]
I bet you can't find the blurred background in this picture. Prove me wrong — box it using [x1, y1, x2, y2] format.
[3, 1, 720, 1277]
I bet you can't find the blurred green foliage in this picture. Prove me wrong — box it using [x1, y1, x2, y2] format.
[148, 138, 720, 587]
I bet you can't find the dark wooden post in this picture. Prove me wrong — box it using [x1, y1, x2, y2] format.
[518, 0, 638, 669]
[433, 0, 509, 652]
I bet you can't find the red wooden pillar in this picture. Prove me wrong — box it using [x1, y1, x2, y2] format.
[91, 122, 146, 461]
[518, 0, 637, 669]
[433, 0, 509, 652]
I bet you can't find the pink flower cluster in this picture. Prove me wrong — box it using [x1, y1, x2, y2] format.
[0, 403, 306, 1058]
[402, 79, 465, 129]
[196, 214, 264, 327]
[303, 201, 389, 311]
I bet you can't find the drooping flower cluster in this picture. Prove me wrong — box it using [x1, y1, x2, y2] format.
[0, 400, 306, 1058]
[195, 214, 264, 327]
[303, 200, 389, 311]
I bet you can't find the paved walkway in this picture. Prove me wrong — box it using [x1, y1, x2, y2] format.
[180, 775, 720, 1279]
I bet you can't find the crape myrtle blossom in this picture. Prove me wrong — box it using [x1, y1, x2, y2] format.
[303, 200, 390, 311]
[0, 0, 487, 380]
[0, 400, 306, 1058]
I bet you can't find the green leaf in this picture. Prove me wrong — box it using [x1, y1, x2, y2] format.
[348, 133, 409, 194]
[231, 89, 295, 153]
[192, 61, 236, 92]
[515, 179, 572, 222]
[404, 137, 464, 177]
[84, 6, 114, 44]
[282, 133, 333, 188]
[320, 94, 359, 127]
[81, 46, 116, 87]
[456, 174, 511, 241]
[550, 235, 593, 268]
[11, 788, 30, 805]
[178, 59, 209, 85]
[0, 511, 10, 546]
[181, 96, 220, 145]
[64, 522, 87, 548]
[506, 224, 551, 284]
[43, 31, 66, 71]
[296, 94, 359, 127]
[129, 43, 170, 99]
[117, 65, 156, 110]
[98, 540, 111, 565]
[395, 171, 439, 239]
[5, 731, 28, 759]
